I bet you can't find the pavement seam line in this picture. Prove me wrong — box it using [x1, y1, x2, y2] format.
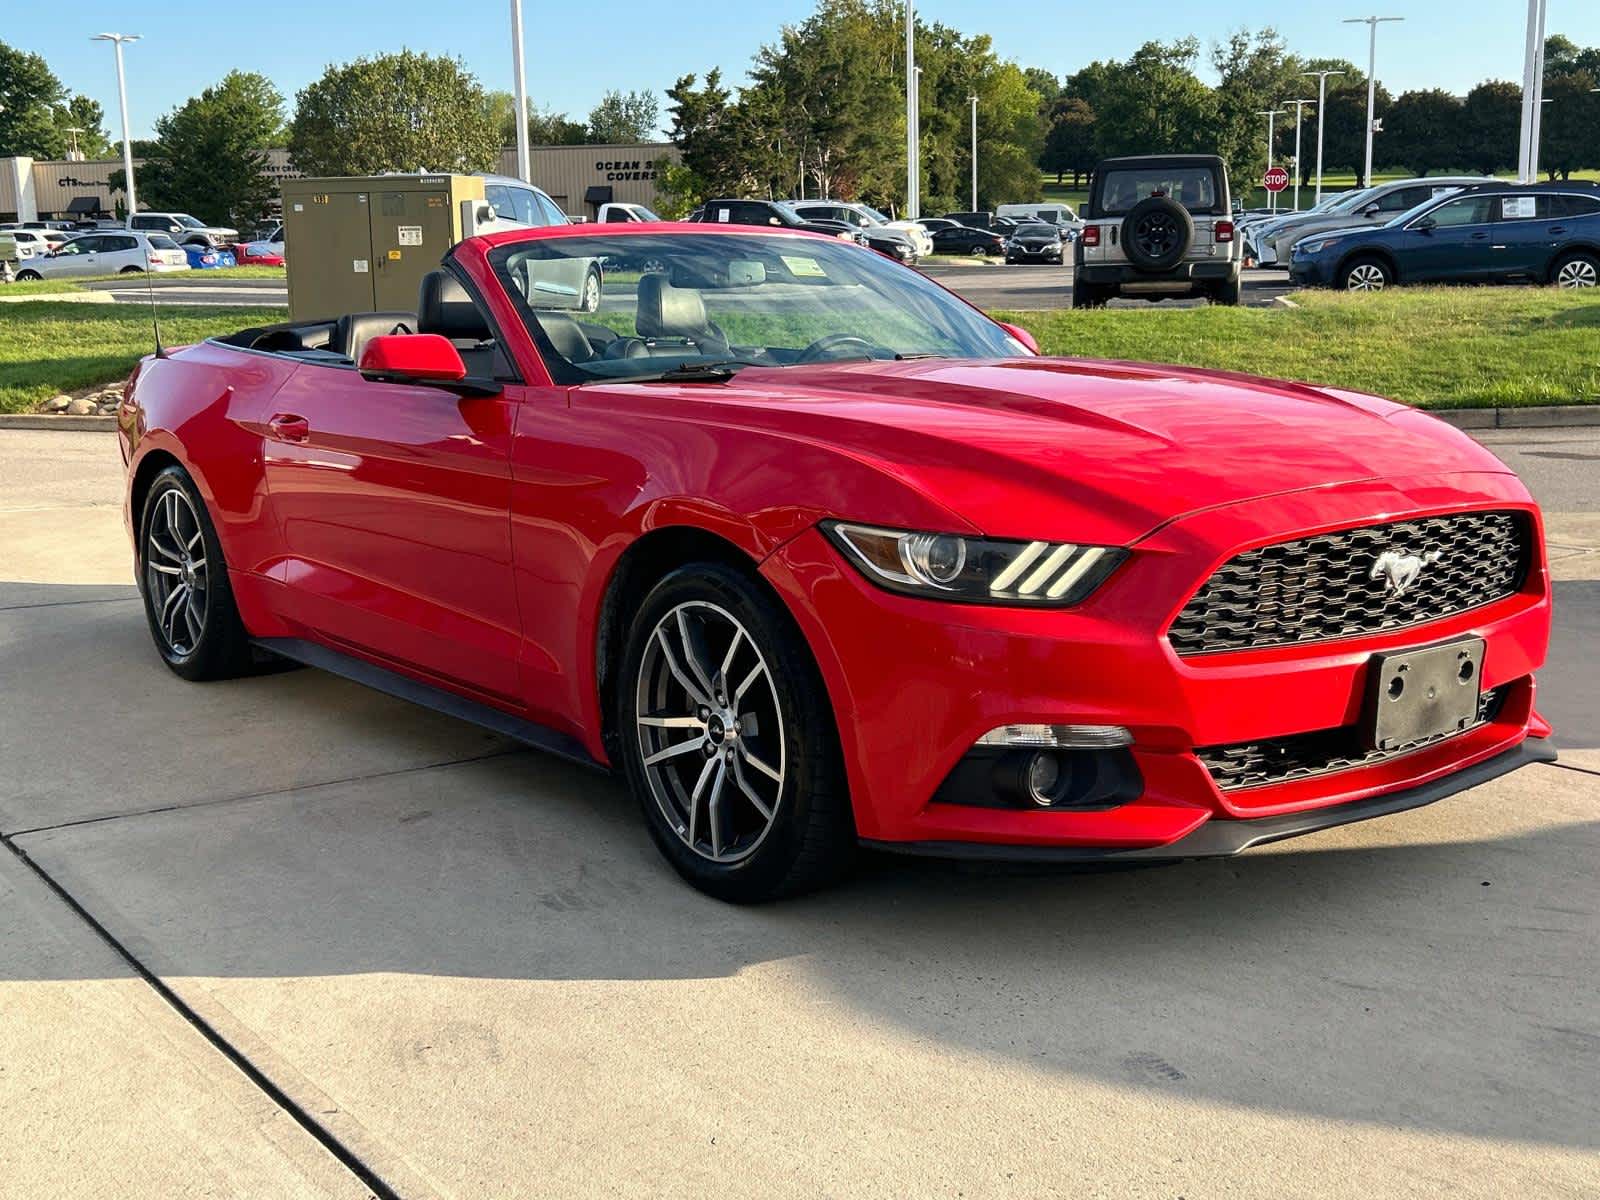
[1550, 759, 1600, 780]
[0, 595, 140, 612]
[0, 832, 404, 1200]
[6, 746, 532, 839]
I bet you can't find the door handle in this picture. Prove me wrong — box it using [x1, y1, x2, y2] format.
[1549, 225, 1568, 235]
[267, 413, 310, 443]
[1469, 232, 1490, 241]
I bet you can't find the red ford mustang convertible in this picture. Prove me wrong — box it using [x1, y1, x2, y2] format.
[118, 223, 1554, 900]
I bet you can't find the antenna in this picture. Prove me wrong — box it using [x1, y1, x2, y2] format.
[144, 238, 167, 359]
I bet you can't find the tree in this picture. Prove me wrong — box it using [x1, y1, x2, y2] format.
[587, 89, 659, 143]
[1023, 67, 1061, 108]
[135, 72, 284, 227]
[1092, 40, 1216, 160]
[1384, 89, 1465, 176]
[1210, 28, 1304, 184]
[0, 40, 67, 159]
[1042, 97, 1095, 186]
[1462, 81, 1520, 175]
[55, 94, 111, 159]
[663, 69, 745, 208]
[289, 51, 499, 176]
[1541, 70, 1600, 179]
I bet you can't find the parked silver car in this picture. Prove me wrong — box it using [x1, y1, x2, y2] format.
[1253, 177, 1493, 267]
[14, 231, 189, 280]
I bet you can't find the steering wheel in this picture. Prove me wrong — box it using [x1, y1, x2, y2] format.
[795, 334, 881, 364]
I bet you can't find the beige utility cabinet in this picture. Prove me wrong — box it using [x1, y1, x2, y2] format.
[281, 174, 486, 320]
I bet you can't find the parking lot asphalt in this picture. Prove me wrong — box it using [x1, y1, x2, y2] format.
[82, 262, 1297, 312]
[2, 426, 1596, 1198]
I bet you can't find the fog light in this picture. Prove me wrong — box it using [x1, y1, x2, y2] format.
[1026, 751, 1063, 806]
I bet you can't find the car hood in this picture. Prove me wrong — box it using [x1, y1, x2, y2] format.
[1292, 222, 1381, 248]
[631, 358, 1509, 545]
[1270, 212, 1378, 243]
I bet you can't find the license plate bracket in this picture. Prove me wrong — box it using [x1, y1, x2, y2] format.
[1363, 638, 1485, 752]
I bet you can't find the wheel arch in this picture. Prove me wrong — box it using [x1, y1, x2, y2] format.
[1546, 241, 1600, 282]
[594, 524, 781, 765]
[1336, 246, 1400, 285]
[128, 446, 188, 541]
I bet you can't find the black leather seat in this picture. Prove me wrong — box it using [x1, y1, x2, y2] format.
[418, 270, 497, 376]
[636, 274, 728, 354]
[532, 310, 596, 363]
[334, 311, 414, 366]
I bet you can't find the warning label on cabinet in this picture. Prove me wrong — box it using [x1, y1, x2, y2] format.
[398, 225, 423, 246]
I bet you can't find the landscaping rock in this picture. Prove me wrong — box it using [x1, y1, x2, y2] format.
[44, 394, 72, 412]
[65, 397, 98, 416]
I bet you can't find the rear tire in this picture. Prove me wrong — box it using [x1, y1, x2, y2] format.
[137, 466, 253, 681]
[616, 563, 854, 902]
[16, 269, 41, 282]
[1072, 279, 1110, 309]
[119, 265, 144, 274]
[1339, 256, 1392, 292]
[1550, 250, 1598, 289]
[1211, 274, 1242, 306]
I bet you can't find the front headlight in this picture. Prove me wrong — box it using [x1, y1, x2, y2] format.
[822, 522, 1126, 607]
[1297, 237, 1340, 256]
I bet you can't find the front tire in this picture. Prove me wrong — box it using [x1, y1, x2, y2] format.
[16, 269, 41, 281]
[1339, 256, 1392, 292]
[616, 563, 854, 902]
[581, 267, 602, 312]
[138, 466, 253, 681]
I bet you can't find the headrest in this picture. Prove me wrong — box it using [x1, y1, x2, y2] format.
[636, 274, 709, 339]
[534, 311, 594, 364]
[419, 270, 489, 340]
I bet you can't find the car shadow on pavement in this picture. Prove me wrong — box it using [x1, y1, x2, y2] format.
[5, 579, 1598, 1155]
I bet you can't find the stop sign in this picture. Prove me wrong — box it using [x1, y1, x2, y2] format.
[1263, 166, 1290, 193]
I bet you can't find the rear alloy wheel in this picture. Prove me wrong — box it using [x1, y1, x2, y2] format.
[618, 564, 853, 901]
[581, 268, 603, 312]
[16, 269, 41, 282]
[139, 466, 253, 681]
[1552, 251, 1598, 289]
[1340, 257, 1392, 292]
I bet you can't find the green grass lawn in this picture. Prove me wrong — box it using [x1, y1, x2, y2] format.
[0, 303, 285, 413]
[1000, 287, 1600, 409]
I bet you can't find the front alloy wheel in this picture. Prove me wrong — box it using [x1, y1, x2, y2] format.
[634, 600, 785, 864]
[1342, 258, 1391, 292]
[617, 563, 853, 901]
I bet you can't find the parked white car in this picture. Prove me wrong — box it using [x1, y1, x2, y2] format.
[130, 212, 239, 249]
[789, 200, 934, 258]
[995, 202, 1082, 237]
[14, 231, 190, 280]
[3, 229, 57, 259]
[596, 201, 664, 223]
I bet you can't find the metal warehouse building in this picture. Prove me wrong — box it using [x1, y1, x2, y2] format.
[496, 143, 680, 217]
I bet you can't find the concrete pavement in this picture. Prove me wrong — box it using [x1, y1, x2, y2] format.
[2, 427, 1596, 1198]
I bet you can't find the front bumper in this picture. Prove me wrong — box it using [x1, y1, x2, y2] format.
[759, 472, 1551, 854]
[1288, 255, 1338, 286]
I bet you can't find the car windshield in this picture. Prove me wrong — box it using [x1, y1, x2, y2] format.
[857, 205, 892, 223]
[629, 205, 663, 222]
[1015, 223, 1059, 236]
[1385, 191, 1471, 228]
[491, 232, 1020, 385]
[173, 214, 206, 228]
[1329, 187, 1379, 212]
[1098, 167, 1221, 215]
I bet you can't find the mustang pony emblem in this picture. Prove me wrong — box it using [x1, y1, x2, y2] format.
[1369, 548, 1441, 597]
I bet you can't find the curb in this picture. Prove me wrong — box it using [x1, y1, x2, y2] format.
[1433, 406, 1600, 431]
[82, 276, 287, 292]
[0, 414, 118, 431]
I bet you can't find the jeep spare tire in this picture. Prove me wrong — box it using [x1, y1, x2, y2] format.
[1121, 196, 1193, 272]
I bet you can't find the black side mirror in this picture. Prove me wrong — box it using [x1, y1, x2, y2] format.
[1414, 215, 1437, 233]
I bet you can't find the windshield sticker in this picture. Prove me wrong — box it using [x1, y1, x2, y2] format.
[1501, 196, 1536, 220]
[716, 208, 731, 223]
[781, 255, 827, 278]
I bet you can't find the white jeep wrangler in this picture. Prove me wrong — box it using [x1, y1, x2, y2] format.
[1074, 154, 1241, 307]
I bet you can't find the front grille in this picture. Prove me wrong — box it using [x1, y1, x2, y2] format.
[1198, 687, 1507, 791]
[1169, 511, 1530, 656]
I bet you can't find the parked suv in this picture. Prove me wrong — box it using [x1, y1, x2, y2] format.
[1253, 176, 1491, 267]
[1288, 182, 1600, 291]
[1074, 155, 1240, 307]
[686, 199, 867, 246]
[791, 201, 925, 262]
[130, 212, 239, 249]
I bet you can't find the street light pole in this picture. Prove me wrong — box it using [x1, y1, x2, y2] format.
[510, 0, 531, 183]
[1301, 70, 1345, 205]
[905, 0, 917, 219]
[1343, 16, 1403, 187]
[1517, 0, 1549, 183]
[1286, 99, 1316, 211]
[91, 33, 141, 223]
[1257, 108, 1285, 212]
[969, 94, 978, 212]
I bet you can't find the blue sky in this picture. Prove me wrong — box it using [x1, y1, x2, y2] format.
[19, 1, 1600, 142]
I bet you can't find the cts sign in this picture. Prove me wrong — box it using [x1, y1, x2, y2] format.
[1263, 166, 1290, 193]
